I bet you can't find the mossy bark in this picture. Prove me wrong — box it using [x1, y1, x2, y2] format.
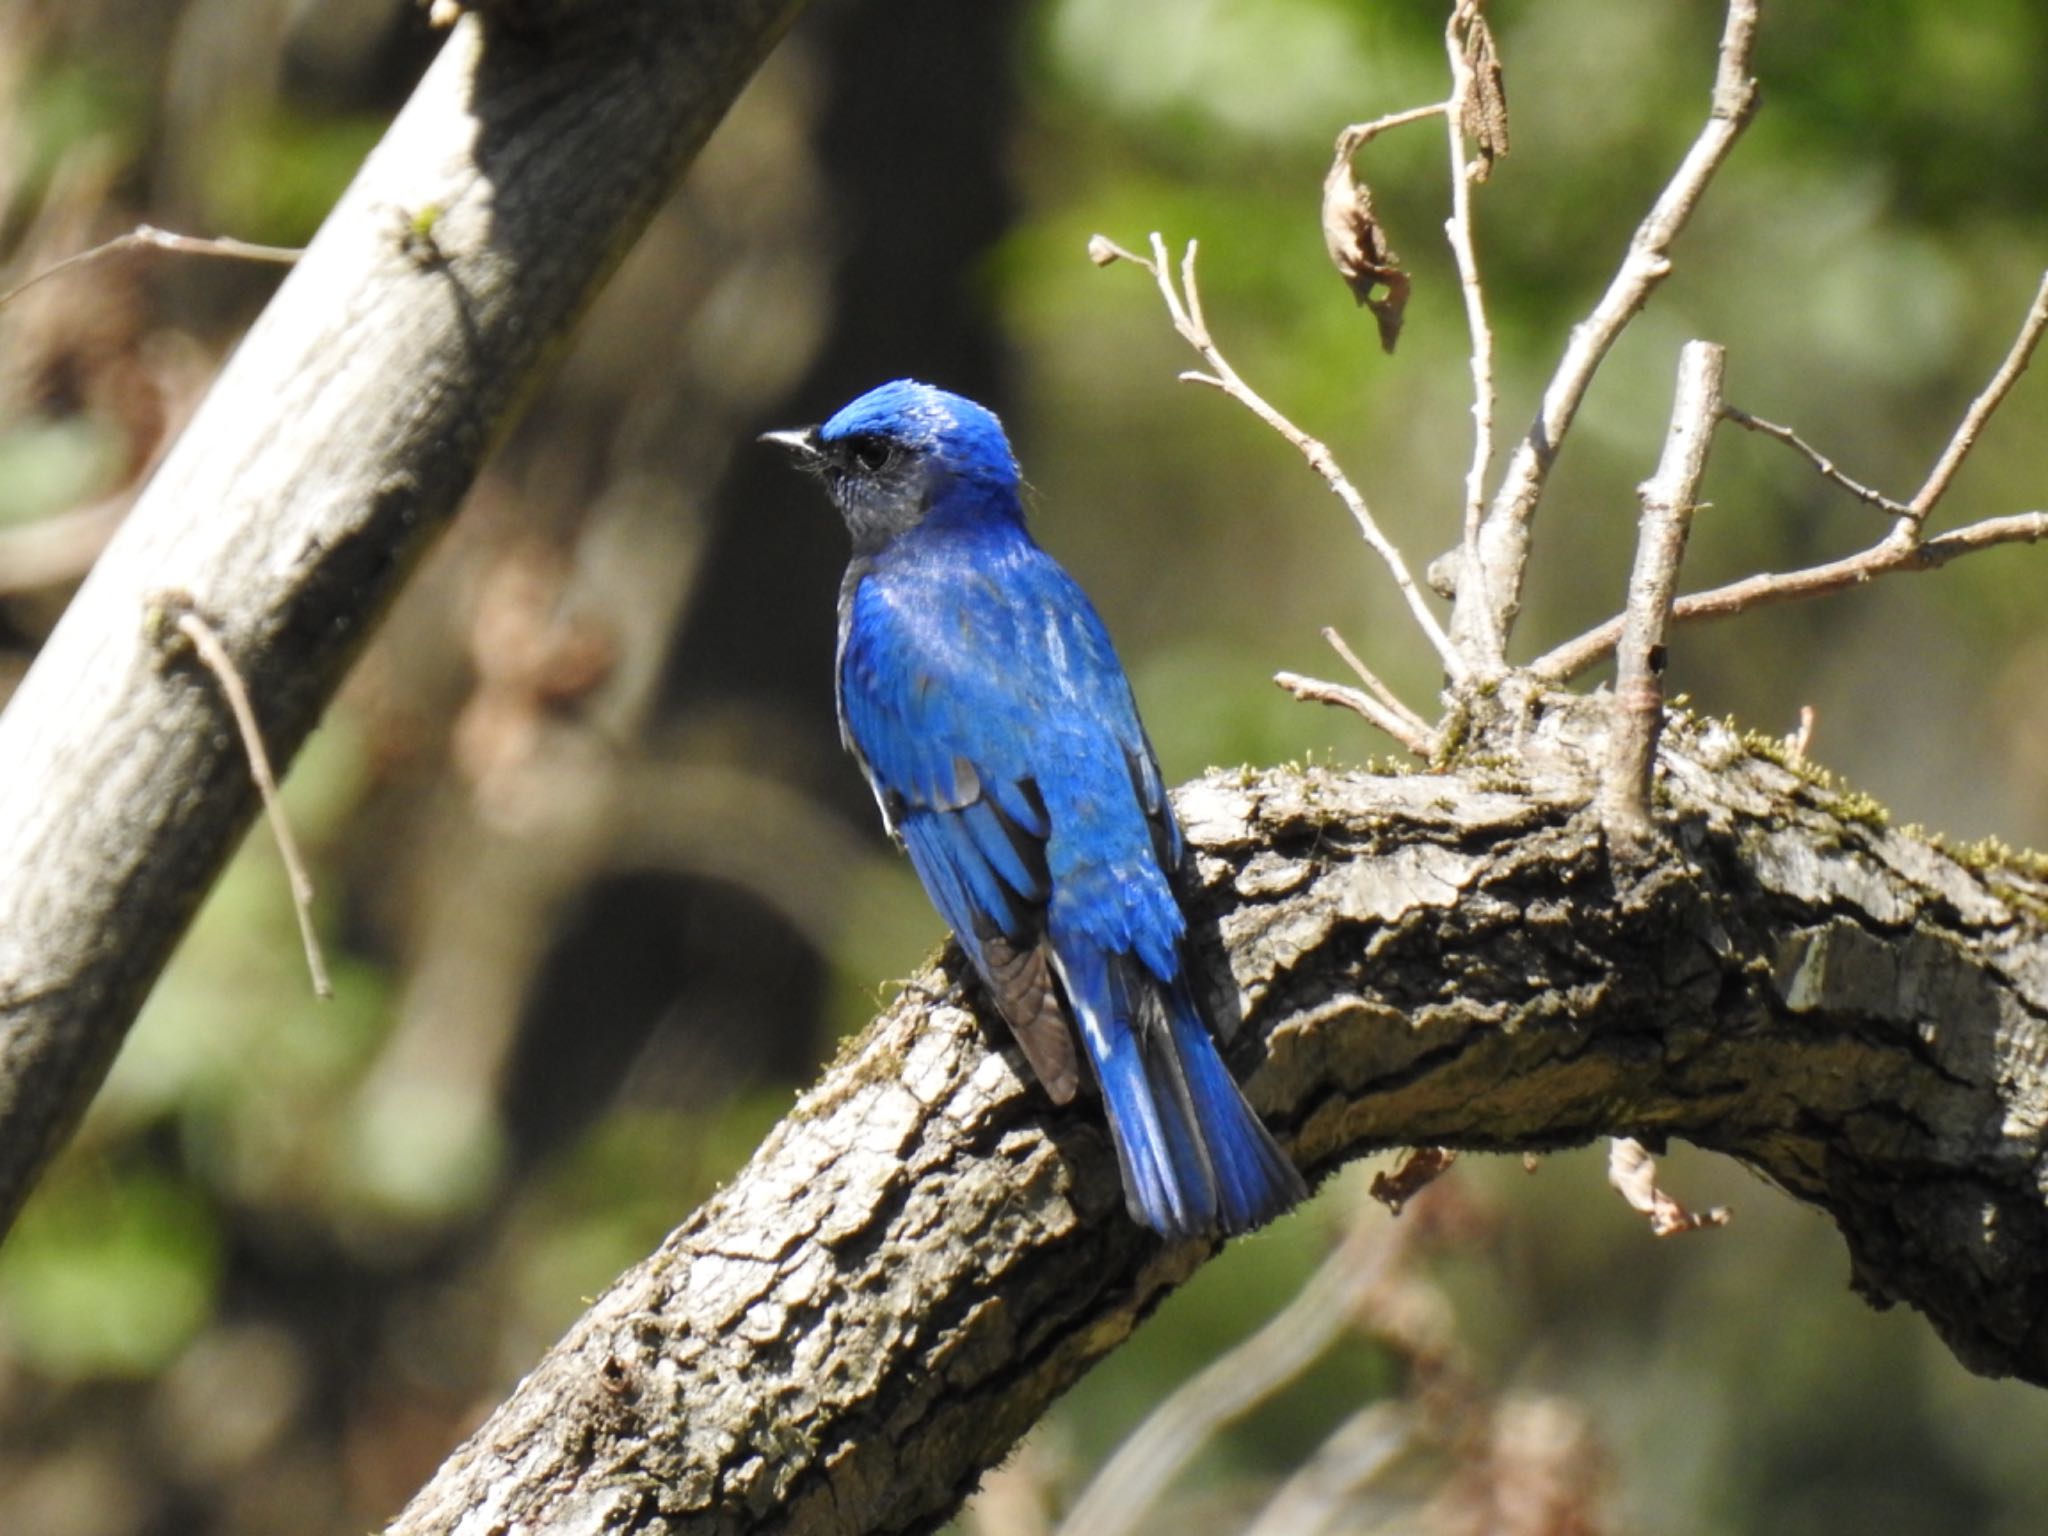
[387, 698, 2048, 1534]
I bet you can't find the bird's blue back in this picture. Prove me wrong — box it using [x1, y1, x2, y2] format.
[843, 524, 1182, 969]
[789, 380, 1303, 1237]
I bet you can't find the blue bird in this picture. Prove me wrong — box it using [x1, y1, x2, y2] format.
[764, 380, 1304, 1238]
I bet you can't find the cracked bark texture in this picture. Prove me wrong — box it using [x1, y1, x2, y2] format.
[386, 696, 2048, 1535]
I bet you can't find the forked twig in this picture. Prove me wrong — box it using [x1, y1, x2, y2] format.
[1536, 267, 2048, 682]
[0, 223, 301, 309]
[1458, 0, 1759, 655]
[1323, 626, 1433, 738]
[1275, 672, 1434, 756]
[1275, 625, 1436, 755]
[1535, 511, 2048, 682]
[1721, 268, 2048, 527]
[1090, 233, 1462, 679]
[1909, 266, 2048, 516]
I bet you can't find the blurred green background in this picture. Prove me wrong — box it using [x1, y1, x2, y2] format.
[1, 0, 2045, 1531]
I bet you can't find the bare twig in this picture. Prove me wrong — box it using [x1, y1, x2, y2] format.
[1275, 672, 1434, 757]
[0, 223, 301, 309]
[1090, 232, 1463, 679]
[156, 601, 333, 999]
[1322, 626, 1433, 739]
[1722, 408, 1910, 517]
[1456, 0, 1758, 657]
[1055, 1203, 1414, 1536]
[1722, 268, 2048, 533]
[1910, 267, 2048, 517]
[1533, 510, 2048, 682]
[1444, 0, 1502, 658]
[1600, 341, 1724, 844]
[1334, 102, 1449, 156]
[1537, 267, 2048, 681]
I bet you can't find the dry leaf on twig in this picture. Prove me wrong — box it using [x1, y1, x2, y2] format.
[1608, 1137, 1730, 1237]
[1456, 2, 1512, 181]
[1371, 1147, 1459, 1214]
[1321, 154, 1411, 353]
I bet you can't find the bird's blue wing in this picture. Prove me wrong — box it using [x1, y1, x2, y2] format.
[841, 534, 1302, 1234]
[839, 548, 1083, 1097]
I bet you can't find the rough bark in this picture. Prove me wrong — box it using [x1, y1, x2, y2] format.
[0, 0, 805, 1235]
[385, 695, 2048, 1535]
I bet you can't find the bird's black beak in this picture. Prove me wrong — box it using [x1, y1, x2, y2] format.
[759, 425, 824, 469]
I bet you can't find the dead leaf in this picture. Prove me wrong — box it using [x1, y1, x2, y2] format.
[1456, 2, 1512, 182]
[1607, 1137, 1730, 1237]
[1371, 1146, 1459, 1214]
[1321, 153, 1411, 353]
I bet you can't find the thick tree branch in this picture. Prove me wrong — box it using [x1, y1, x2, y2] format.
[386, 706, 2048, 1532]
[0, 0, 805, 1236]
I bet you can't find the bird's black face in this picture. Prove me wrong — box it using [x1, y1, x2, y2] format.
[762, 424, 930, 555]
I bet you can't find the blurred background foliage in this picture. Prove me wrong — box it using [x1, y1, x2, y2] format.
[0, 0, 2045, 1531]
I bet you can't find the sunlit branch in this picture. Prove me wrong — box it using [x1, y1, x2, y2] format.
[1090, 233, 1463, 680]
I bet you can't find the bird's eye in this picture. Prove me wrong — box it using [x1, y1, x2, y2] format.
[845, 435, 896, 474]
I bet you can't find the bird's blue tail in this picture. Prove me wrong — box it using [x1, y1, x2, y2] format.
[1058, 947, 1304, 1238]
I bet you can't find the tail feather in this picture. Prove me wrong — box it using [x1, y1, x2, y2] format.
[1163, 976, 1306, 1233]
[1055, 946, 1304, 1238]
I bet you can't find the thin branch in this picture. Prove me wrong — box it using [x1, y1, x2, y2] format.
[1721, 268, 2048, 530]
[1444, 0, 1501, 663]
[1532, 509, 2048, 682]
[158, 601, 332, 1000]
[1721, 407, 1910, 517]
[1090, 233, 1463, 679]
[0, 223, 301, 309]
[1335, 102, 1449, 157]
[1462, 0, 1758, 653]
[1322, 625, 1433, 739]
[1910, 267, 2048, 517]
[1599, 341, 1723, 844]
[1055, 1201, 1414, 1536]
[1537, 267, 2048, 682]
[1275, 671, 1434, 757]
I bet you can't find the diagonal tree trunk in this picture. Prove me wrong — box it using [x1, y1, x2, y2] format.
[5, 4, 2048, 1533]
[0, 0, 806, 1236]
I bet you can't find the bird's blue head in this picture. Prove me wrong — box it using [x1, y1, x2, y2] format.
[762, 380, 1022, 554]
